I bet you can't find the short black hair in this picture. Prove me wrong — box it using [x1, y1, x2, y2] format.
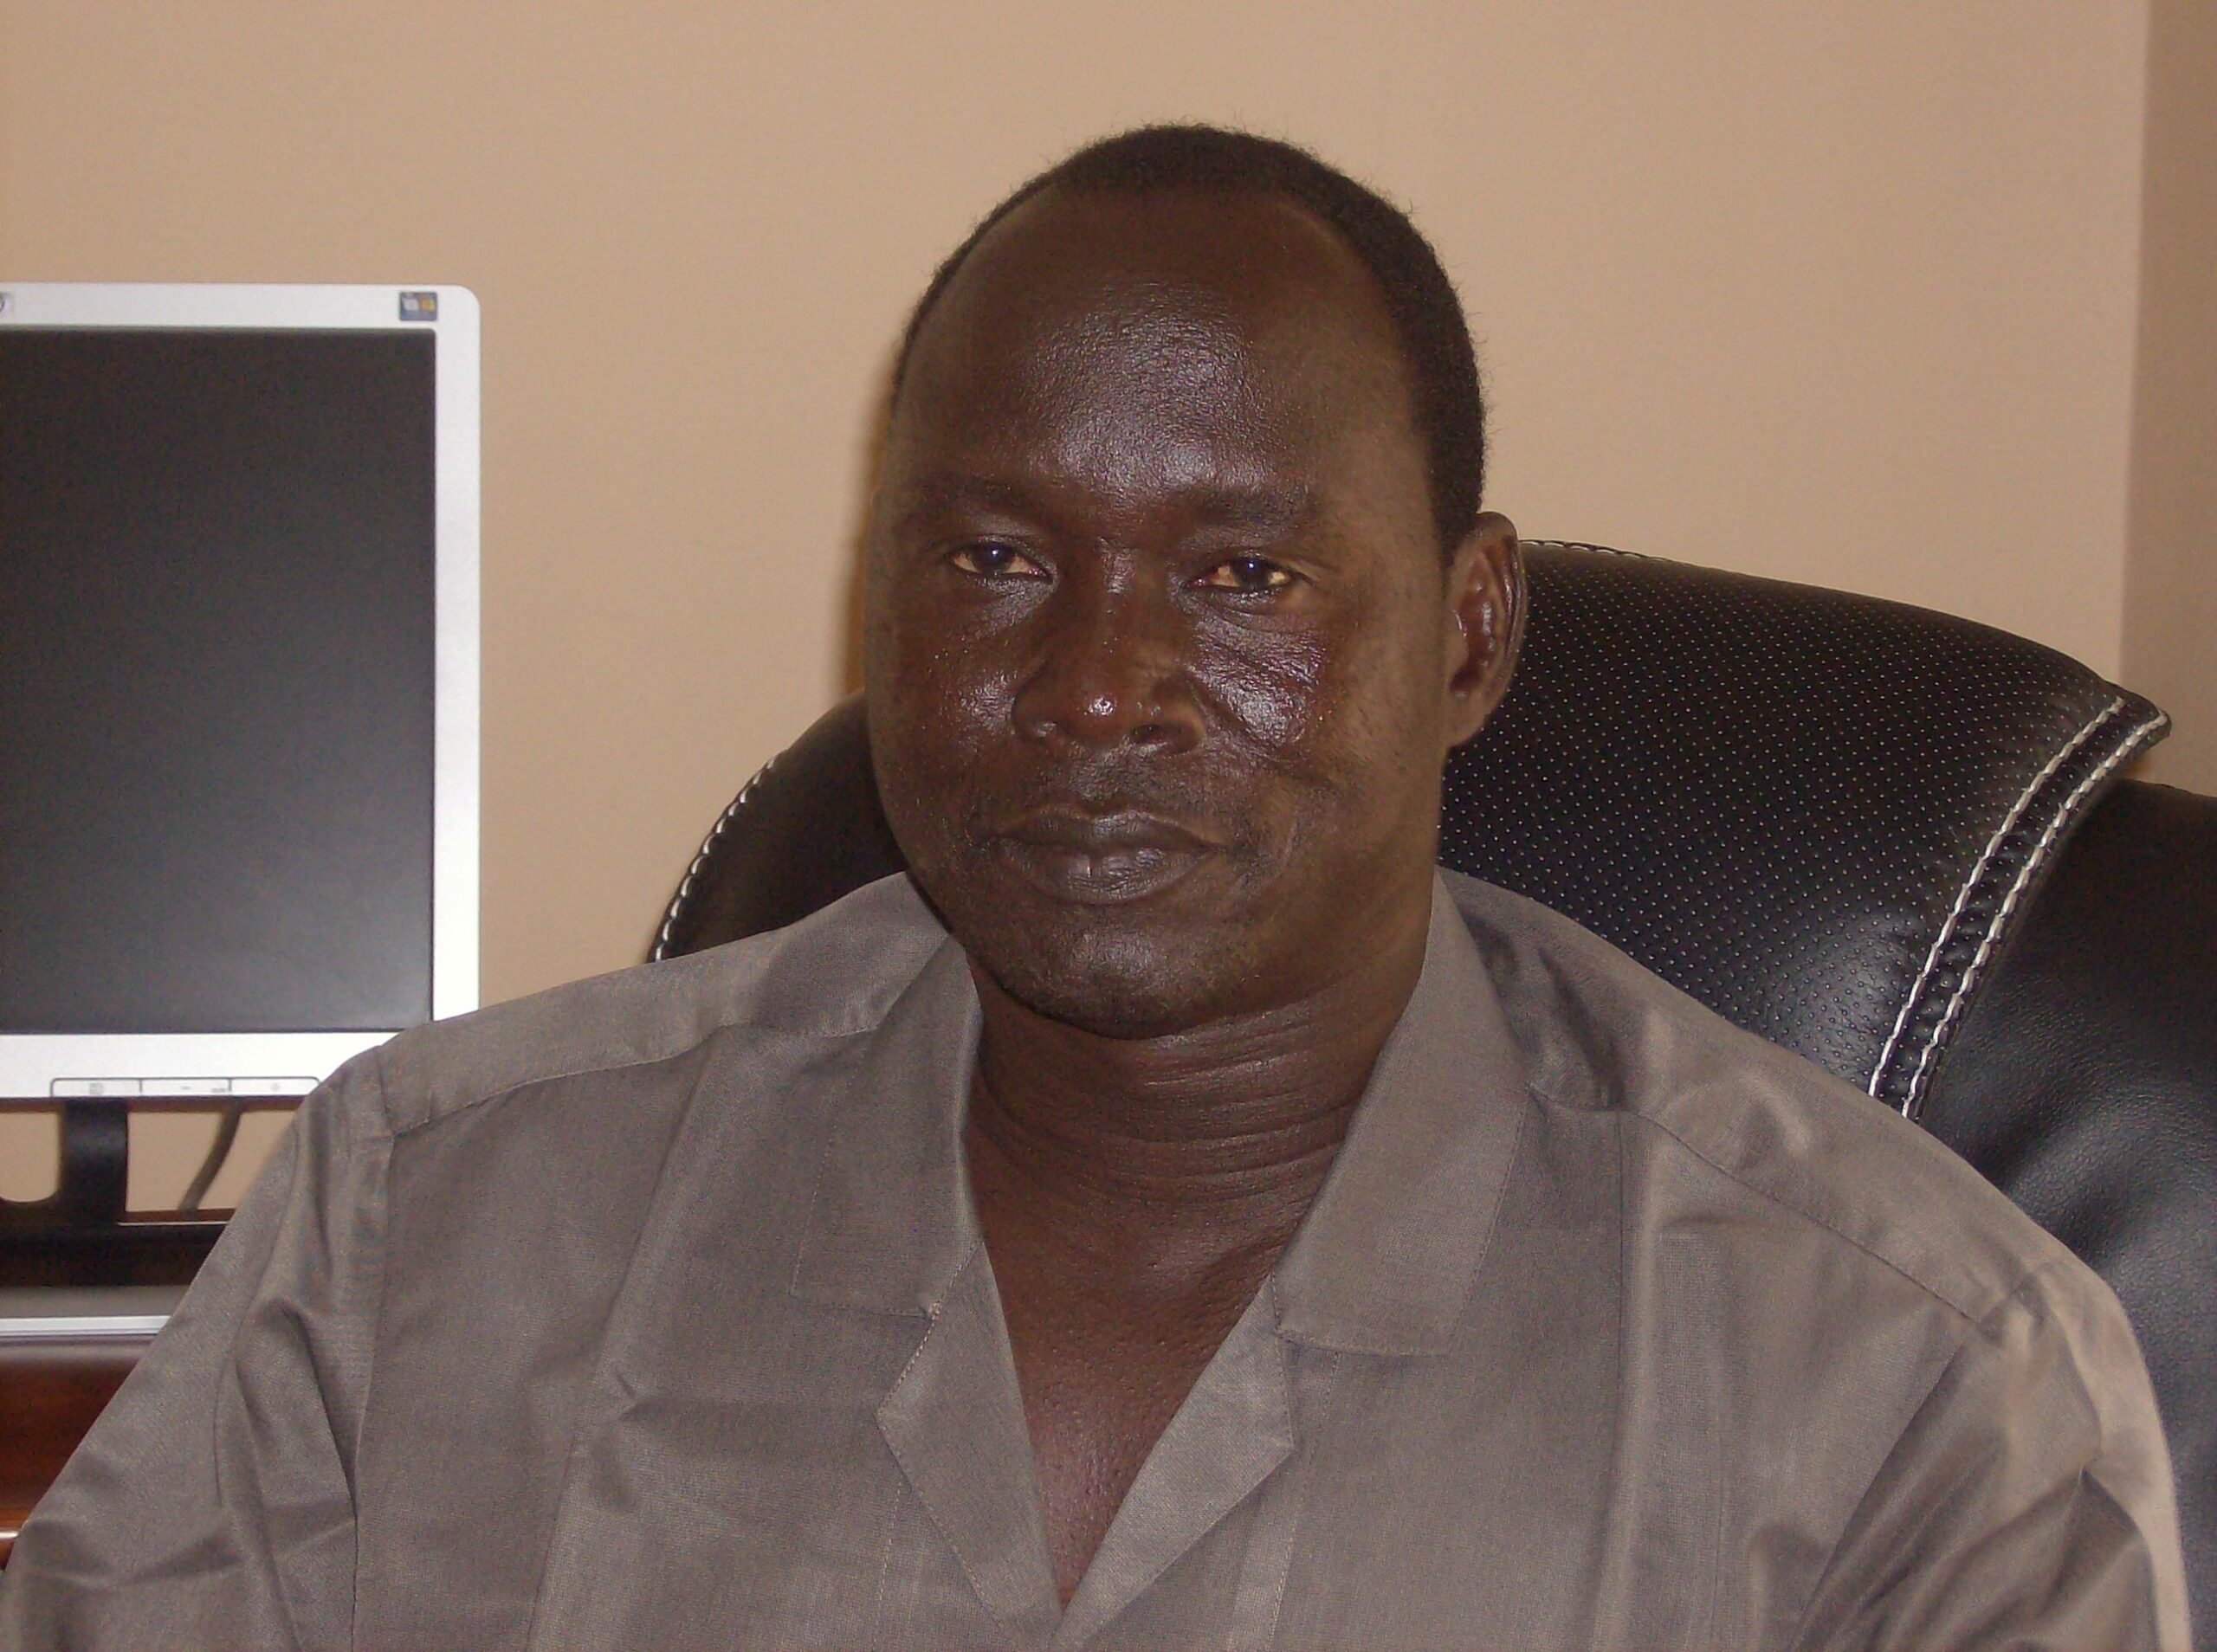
[892, 125, 1487, 557]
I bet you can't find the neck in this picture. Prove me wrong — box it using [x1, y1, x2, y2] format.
[963, 908, 1431, 1255]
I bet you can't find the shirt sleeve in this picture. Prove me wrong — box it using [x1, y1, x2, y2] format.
[0, 1054, 393, 1652]
[1790, 1255, 2193, 1652]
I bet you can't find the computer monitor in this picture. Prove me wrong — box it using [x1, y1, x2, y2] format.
[0, 284, 479, 1100]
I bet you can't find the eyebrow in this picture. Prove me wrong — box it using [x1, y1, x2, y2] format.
[888, 473, 1315, 534]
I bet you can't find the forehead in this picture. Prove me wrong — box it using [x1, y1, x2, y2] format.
[889, 186, 1420, 484]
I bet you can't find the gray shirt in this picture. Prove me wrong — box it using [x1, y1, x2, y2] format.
[0, 873, 2190, 1650]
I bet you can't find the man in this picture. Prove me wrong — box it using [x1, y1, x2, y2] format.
[0, 127, 2189, 1649]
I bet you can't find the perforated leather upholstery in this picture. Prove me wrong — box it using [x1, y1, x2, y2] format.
[653, 543, 2213, 1640]
[1438, 544, 2165, 1116]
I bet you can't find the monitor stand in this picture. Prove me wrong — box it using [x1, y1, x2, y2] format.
[0, 1097, 226, 1288]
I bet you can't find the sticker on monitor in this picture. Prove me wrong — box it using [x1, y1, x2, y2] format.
[399, 291, 439, 321]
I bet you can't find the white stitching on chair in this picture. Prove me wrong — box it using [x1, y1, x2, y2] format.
[650, 752, 784, 962]
[1897, 705, 2168, 1115]
[1866, 697, 2124, 1103]
[1522, 539, 1648, 561]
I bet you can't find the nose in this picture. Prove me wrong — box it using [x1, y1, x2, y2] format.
[1012, 571, 1204, 756]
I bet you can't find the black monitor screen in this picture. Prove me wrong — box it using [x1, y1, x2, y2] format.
[1, 329, 436, 1033]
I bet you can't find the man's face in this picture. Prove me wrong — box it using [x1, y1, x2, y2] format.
[865, 186, 1512, 1037]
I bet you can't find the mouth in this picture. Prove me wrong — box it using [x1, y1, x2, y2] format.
[988, 809, 1218, 906]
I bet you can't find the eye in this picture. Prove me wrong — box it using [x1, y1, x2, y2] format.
[947, 541, 1048, 579]
[1197, 555, 1296, 594]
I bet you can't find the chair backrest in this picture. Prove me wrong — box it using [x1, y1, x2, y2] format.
[1922, 773, 2217, 1642]
[1434, 543, 2164, 1115]
[654, 542, 2213, 1640]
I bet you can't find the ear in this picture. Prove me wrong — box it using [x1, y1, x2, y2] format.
[1440, 513, 1525, 749]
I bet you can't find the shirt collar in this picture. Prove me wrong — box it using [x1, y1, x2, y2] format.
[788, 899, 983, 1318]
[790, 874, 1533, 1354]
[1269, 877, 1533, 1354]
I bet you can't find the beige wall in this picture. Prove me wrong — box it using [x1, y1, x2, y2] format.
[2126, 0, 2217, 795]
[0, 3, 2197, 1198]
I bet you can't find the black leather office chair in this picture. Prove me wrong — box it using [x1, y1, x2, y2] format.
[655, 541, 2217, 1644]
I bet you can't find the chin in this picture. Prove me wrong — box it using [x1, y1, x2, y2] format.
[960, 908, 1246, 1039]
[988, 967, 1215, 1041]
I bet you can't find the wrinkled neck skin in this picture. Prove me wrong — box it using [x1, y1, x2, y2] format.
[963, 902, 1430, 1281]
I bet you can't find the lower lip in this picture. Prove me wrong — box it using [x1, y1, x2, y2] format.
[992, 840, 1208, 905]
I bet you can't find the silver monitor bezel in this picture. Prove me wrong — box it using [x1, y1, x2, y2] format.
[0, 282, 480, 1095]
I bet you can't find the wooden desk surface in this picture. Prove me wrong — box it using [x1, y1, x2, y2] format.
[0, 1295, 168, 1566]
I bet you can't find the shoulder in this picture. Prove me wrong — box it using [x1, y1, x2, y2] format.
[328, 873, 948, 1139]
[1443, 871, 2091, 1333]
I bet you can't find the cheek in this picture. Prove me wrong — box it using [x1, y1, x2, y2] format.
[1192, 628, 1332, 755]
[876, 606, 1018, 765]
[1196, 604, 1432, 784]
